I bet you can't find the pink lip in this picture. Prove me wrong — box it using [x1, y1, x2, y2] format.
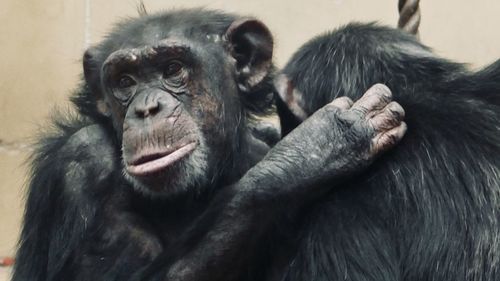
[126, 142, 197, 176]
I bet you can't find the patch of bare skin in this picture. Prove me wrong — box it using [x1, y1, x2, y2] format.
[274, 74, 308, 120]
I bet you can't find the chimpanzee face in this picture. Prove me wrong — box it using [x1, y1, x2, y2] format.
[82, 14, 273, 196]
[102, 40, 220, 195]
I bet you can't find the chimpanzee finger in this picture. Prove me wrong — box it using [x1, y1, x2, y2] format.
[369, 101, 405, 132]
[329, 96, 354, 110]
[350, 84, 392, 118]
[371, 122, 407, 154]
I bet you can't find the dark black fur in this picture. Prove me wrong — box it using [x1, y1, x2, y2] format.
[13, 10, 402, 281]
[15, 7, 498, 280]
[272, 23, 500, 280]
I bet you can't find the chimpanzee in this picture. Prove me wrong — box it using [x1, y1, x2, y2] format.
[12, 9, 406, 281]
[269, 23, 500, 280]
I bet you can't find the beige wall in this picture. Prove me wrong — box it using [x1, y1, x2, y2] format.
[0, 0, 499, 277]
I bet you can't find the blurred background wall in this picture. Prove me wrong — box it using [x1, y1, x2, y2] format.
[0, 0, 499, 278]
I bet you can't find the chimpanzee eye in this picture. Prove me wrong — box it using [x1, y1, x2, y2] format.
[111, 74, 137, 103]
[163, 61, 183, 78]
[117, 74, 136, 89]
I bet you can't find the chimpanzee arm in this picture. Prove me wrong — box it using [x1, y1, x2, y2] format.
[136, 84, 406, 281]
[12, 123, 120, 281]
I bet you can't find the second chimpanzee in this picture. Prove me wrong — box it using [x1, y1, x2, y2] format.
[13, 9, 406, 281]
[271, 23, 500, 280]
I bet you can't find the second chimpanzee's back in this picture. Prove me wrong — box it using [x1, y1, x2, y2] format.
[271, 23, 500, 281]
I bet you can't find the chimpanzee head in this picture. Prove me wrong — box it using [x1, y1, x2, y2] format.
[80, 9, 274, 196]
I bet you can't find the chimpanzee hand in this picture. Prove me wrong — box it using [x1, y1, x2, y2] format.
[260, 83, 407, 191]
[327, 83, 407, 156]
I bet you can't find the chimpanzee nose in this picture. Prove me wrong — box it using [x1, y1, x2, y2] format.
[135, 99, 160, 118]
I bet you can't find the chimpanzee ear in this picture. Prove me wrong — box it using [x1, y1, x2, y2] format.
[274, 74, 308, 121]
[83, 47, 111, 116]
[225, 18, 273, 92]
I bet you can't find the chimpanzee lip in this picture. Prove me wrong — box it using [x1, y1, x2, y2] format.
[126, 142, 198, 176]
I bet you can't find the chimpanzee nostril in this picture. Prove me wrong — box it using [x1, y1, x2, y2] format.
[135, 100, 160, 118]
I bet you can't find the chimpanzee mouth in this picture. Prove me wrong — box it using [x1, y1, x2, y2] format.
[126, 142, 198, 176]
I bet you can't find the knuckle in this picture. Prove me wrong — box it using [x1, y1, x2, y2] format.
[329, 96, 354, 111]
[374, 83, 392, 98]
[324, 102, 340, 113]
[338, 96, 353, 104]
[369, 83, 392, 100]
[387, 102, 405, 119]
